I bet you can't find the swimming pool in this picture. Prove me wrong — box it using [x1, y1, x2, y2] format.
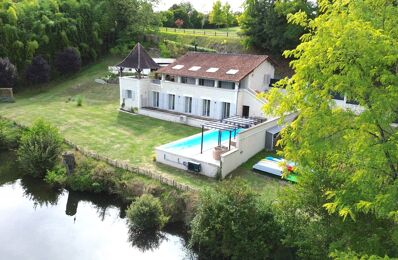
[163, 128, 244, 153]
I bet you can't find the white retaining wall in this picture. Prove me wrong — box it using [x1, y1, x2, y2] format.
[155, 149, 220, 178]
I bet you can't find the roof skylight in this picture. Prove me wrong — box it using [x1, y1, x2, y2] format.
[188, 66, 201, 71]
[172, 64, 184, 70]
[226, 69, 239, 75]
[206, 67, 219, 73]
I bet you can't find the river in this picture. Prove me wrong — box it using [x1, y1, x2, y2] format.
[0, 151, 196, 260]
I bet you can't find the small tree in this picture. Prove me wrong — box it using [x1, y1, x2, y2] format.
[25, 55, 50, 84]
[17, 119, 63, 177]
[175, 18, 184, 28]
[190, 179, 283, 259]
[126, 194, 168, 231]
[0, 58, 17, 87]
[55, 47, 81, 75]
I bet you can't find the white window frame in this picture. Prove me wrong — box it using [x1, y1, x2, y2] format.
[184, 96, 192, 113]
[222, 102, 231, 119]
[168, 94, 175, 110]
[202, 99, 211, 117]
[153, 91, 159, 108]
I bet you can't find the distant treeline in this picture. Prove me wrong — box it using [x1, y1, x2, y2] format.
[0, 0, 160, 88]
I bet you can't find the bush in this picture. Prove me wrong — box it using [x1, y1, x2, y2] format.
[161, 190, 186, 223]
[45, 166, 67, 187]
[0, 119, 21, 149]
[66, 156, 106, 193]
[126, 194, 169, 231]
[190, 179, 284, 259]
[25, 55, 50, 84]
[0, 57, 17, 87]
[75, 95, 84, 106]
[55, 47, 81, 74]
[17, 119, 63, 177]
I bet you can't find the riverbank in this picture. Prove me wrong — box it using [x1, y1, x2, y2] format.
[0, 150, 194, 259]
[0, 118, 197, 226]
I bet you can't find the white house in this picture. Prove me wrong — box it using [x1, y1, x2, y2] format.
[118, 46, 277, 126]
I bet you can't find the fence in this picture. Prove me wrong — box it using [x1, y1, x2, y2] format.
[65, 140, 197, 192]
[1, 116, 197, 193]
[160, 27, 240, 38]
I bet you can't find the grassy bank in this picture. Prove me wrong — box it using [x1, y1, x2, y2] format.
[0, 56, 286, 200]
[160, 26, 241, 38]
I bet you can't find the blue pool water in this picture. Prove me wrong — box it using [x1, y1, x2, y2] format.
[164, 128, 244, 152]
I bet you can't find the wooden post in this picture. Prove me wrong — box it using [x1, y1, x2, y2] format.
[62, 152, 76, 175]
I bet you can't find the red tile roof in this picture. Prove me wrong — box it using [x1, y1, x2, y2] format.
[157, 52, 271, 82]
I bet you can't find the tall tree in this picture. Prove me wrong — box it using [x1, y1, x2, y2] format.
[222, 3, 235, 30]
[239, 0, 316, 54]
[209, 0, 224, 28]
[263, 0, 398, 258]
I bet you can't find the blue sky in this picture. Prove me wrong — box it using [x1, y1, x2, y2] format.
[155, 0, 245, 13]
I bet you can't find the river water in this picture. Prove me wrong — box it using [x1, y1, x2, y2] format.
[0, 151, 195, 260]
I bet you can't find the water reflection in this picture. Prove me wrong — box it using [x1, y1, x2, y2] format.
[128, 227, 166, 252]
[0, 151, 195, 260]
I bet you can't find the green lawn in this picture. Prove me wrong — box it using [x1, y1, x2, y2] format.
[160, 26, 241, 38]
[0, 56, 285, 199]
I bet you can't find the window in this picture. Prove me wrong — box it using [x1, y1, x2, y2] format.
[226, 69, 239, 75]
[181, 77, 196, 84]
[199, 79, 215, 87]
[125, 90, 134, 100]
[153, 91, 159, 108]
[172, 64, 184, 70]
[330, 91, 344, 101]
[168, 94, 175, 110]
[184, 96, 192, 113]
[165, 75, 175, 82]
[206, 67, 219, 73]
[202, 99, 211, 117]
[188, 66, 201, 71]
[222, 102, 231, 119]
[218, 81, 235, 89]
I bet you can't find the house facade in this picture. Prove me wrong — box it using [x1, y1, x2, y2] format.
[119, 52, 276, 125]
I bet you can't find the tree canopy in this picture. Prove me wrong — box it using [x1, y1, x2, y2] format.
[0, 0, 160, 88]
[263, 0, 398, 257]
[240, 0, 316, 54]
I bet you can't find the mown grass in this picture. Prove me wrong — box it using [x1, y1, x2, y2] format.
[0, 56, 285, 199]
[160, 26, 241, 38]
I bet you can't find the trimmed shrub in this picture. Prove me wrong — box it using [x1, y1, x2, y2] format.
[75, 95, 84, 106]
[190, 179, 284, 259]
[17, 119, 63, 177]
[55, 47, 81, 74]
[25, 55, 50, 84]
[0, 57, 17, 87]
[126, 194, 169, 231]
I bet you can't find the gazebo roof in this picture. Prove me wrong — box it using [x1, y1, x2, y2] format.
[116, 43, 159, 71]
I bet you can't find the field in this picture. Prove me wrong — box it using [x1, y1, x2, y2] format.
[0, 56, 286, 199]
[160, 26, 241, 38]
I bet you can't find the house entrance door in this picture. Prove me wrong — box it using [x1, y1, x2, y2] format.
[242, 105, 250, 118]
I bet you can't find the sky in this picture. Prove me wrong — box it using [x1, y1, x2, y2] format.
[155, 0, 245, 13]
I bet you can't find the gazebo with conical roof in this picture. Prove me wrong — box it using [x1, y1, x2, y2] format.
[116, 42, 159, 79]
